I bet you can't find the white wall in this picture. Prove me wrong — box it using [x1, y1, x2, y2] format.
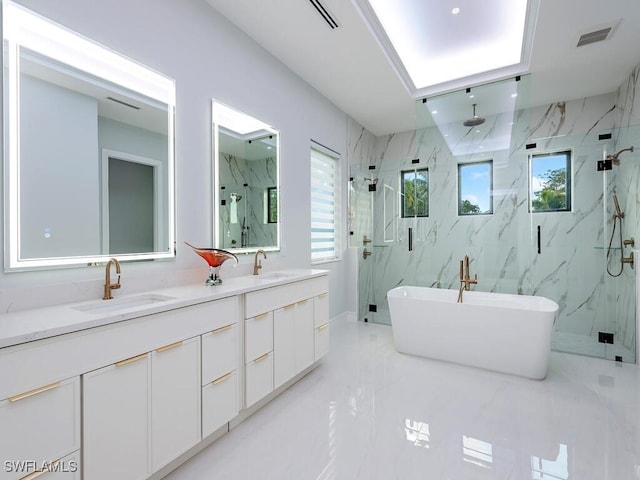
[20, 74, 101, 258]
[1, 0, 350, 320]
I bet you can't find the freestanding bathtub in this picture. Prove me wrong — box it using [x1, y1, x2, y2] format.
[387, 286, 559, 379]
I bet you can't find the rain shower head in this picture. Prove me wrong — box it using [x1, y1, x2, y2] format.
[607, 146, 634, 165]
[463, 104, 486, 127]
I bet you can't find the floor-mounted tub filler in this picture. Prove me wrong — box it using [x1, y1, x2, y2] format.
[387, 286, 559, 380]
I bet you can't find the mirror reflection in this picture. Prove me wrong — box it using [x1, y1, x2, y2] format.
[213, 101, 279, 253]
[3, 1, 176, 270]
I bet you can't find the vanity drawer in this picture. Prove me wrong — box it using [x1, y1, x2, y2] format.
[245, 353, 273, 408]
[245, 312, 273, 362]
[202, 323, 237, 385]
[245, 276, 328, 318]
[0, 377, 80, 480]
[202, 370, 238, 438]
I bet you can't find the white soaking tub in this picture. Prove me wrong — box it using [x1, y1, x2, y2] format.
[387, 286, 559, 379]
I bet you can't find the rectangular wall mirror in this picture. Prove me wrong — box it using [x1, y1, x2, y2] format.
[212, 101, 280, 254]
[3, 1, 176, 271]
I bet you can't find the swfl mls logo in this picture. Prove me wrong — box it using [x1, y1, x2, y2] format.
[4, 460, 79, 474]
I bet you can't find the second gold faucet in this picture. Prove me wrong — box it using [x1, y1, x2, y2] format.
[253, 249, 267, 275]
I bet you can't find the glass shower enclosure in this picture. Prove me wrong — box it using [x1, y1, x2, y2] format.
[349, 75, 639, 363]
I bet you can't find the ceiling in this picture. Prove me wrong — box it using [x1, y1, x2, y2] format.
[205, 0, 640, 136]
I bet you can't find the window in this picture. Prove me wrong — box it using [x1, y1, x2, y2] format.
[458, 161, 493, 215]
[267, 187, 278, 223]
[401, 168, 428, 217]
[530, 150, 571, 212]
[311, 145, 340, 263]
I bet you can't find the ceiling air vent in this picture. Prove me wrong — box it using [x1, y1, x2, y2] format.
[308, 0, 340, 29]
[576, 22, 618, 47]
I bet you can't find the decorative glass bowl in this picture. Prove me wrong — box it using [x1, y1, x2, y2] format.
[185, 241, 238, 286]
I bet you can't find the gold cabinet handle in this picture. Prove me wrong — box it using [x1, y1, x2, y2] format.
[253, 312, 269, 320]
[318, 292, 328, 298]
[283, 303, 296, 310]
[212, 324, 233, 334]
[254, 352, 270, 363]
[115, 353, 147, 367]
[317, 323, 329, 330]
[212, 372, 233, 385]
[20, 459, 60, 480]
[9, 382, 60, 402]
[156, 340, 183, 353]
[297, 299, 308, 305]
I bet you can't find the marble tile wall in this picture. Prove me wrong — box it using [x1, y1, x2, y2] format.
[218, 153, 277, 249]
[348, 67, 640, 360]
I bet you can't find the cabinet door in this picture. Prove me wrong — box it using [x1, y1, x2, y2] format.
[294, 299, 315, 372]
[273, 304, 296, 389]
[315, 323, 330, 360]
[151, 337, 201, 472]
[0, 377, 80, 480]
[83, 353, 150, 480]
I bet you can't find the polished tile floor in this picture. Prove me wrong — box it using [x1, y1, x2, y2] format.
[166, 318, 640, 480]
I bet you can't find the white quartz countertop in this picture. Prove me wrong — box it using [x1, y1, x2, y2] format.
[0, 269, 328, 349]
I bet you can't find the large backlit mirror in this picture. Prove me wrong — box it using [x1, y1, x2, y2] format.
[3, 1, 176, 271]
[213, 101, 280, 253]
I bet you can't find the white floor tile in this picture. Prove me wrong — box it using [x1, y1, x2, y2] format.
[165, 318, 640, 480]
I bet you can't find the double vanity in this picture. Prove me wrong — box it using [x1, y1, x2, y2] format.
[0, 3, 326, 478]
[0, 269, 329, 480]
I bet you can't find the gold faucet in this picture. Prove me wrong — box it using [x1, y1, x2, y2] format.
[103, 258, 122, 300]
[457, 255, 478, 303]
[253, 249, 267, 275]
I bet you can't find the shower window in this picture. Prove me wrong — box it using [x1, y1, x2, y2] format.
[401, 168, 428, 218]
[529, 150, 572, 212]
[458, 160, 493, 215]
[267, 187, 278, 223]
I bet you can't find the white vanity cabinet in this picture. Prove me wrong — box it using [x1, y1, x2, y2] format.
[0, 377, 80, 480]
[83, 353, 151, 480]
[151, 336, 201, 472]
[0, 270, 326, 480]
[84, 336, 202, 477]
[245, 275, 329, 406]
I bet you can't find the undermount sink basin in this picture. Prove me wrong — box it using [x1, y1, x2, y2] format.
[255, 272, 296, 280]
[72, 293, 176, 314]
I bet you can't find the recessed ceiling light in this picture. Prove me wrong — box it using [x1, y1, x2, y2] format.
[357, 0, 536, 96]
[511, 93, 518, 98]
[431, 110, 438, 114]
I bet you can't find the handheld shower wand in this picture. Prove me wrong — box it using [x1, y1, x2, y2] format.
[613, 189, 624, 219]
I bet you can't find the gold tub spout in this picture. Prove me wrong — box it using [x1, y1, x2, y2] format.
[457, 255, 478, 302]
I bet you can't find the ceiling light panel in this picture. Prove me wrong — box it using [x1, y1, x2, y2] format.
[357, 0, 536, 97]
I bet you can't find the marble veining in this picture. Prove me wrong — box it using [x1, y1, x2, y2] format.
[349, 67, 640, 362]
